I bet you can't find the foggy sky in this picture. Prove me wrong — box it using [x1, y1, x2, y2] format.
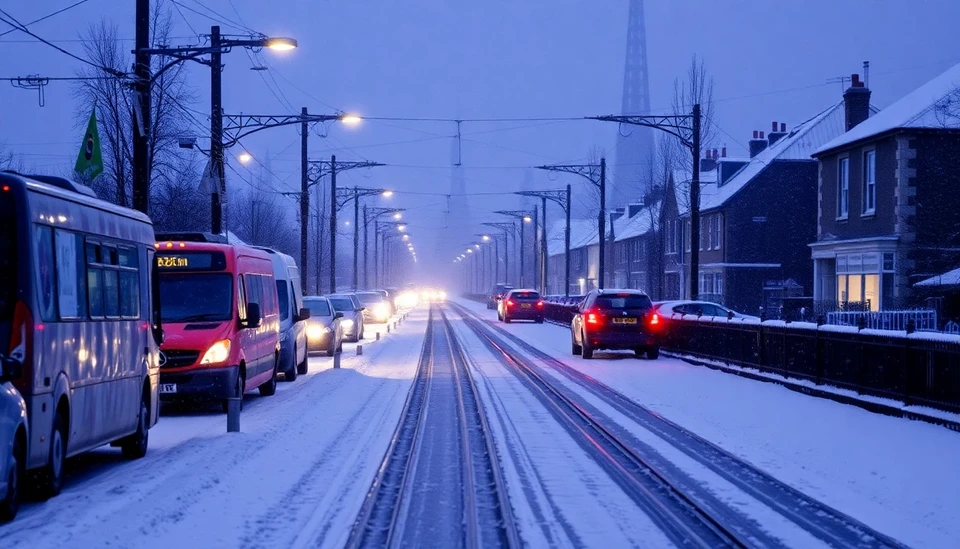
[2, 0, 959, 277]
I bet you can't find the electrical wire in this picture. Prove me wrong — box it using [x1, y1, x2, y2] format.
[0, 0, 90, 38]
[172, 1, 199, 37]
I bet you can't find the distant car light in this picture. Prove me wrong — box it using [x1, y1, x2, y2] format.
[200, 339, 231, 365]
[374, 302, 390, 321]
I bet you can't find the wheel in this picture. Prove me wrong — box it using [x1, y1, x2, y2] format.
[284, 354, 298, 382]
[647, 346, 660, 360]
[120, 395, 149, 459]
[503, 315, 511, 324]
[572, 338, 582, 356]
[581, 331, 594, 359]
[222, 369, 245, 413]
[35, 411, 66, 499]
[259, 358, 278, 396]
[536, 317, 544, 324]
[0, 436, 22, 522]
[296, 353, 308, 376]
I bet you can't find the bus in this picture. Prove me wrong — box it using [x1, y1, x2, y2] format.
[0, 172, 161, 498]
[155, 236, 281, 410]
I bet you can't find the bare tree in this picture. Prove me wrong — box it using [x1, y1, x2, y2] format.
[670, 55, 716, 212]
[73, 0, 194, 207]
[0, 144, 25, 173]
[150, 160, 209, 232]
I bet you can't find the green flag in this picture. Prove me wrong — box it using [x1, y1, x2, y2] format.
[75, 108, 103, 179]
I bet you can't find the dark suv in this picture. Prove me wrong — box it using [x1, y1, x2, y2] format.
[571, 289, 660, 359]
[498, 289, 544, 323]
[487, 283, 514, 309]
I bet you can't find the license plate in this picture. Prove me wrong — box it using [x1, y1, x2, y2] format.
[159, 383, 177, 394]
[613, 318, 637, 324]
[521, 303, 532, 309]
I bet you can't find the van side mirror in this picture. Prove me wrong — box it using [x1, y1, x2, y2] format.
[334, 311, 344, 319]
[0, 354, 23, 383]
[246, 303, 262, 328]
[298, 308, 311, 321]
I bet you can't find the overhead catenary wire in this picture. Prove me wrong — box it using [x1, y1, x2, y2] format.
[0, 0, 91, 38]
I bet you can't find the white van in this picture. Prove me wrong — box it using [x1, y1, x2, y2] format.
[256, 249, 309, 381]
[0, 362, 28, 522]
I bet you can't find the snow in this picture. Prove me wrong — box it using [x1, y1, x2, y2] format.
[445, 309, 675, 548]
[817, 61, 960, 153]
[453, 298, 960, 549]
[915, 265, 960, 288]
[0, 309, 427, 549]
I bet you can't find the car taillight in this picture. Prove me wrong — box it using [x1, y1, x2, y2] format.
[506, 300, 515, 307]
[586, 312, 600, 324]
[536, 300, 544, 308]
[650, 313, 659, 326]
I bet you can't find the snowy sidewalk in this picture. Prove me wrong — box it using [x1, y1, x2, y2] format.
[0, 308, 429, 549]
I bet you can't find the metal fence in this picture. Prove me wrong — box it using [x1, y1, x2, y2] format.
[825, 310, 939, 332]
[534, 299, 960, 414]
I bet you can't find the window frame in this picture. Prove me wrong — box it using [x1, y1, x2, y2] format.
[862, 149, 876, 216]
[837, 156, 850, 219]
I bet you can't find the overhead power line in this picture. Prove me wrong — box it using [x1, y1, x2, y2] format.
[0, 0, 90, 38]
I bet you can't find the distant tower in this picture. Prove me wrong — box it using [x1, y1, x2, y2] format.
[612, 0, 655, 207]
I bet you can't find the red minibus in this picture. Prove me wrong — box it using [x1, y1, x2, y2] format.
[155, 238, 280, 410]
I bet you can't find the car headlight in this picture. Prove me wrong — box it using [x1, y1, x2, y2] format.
[342, 318, 355, 330]
[439, 291, 447, 300]
[375, 303, 389, 320]
[200, 339, 231, 365]
[307, 324, 330, 339]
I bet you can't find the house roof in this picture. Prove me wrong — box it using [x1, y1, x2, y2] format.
[614, 200, 661, 241]
[817, 62, 960, 154]
[915, 266, 960, 288]
[672, 100, 862, 213]
[547, 218, 597, 256]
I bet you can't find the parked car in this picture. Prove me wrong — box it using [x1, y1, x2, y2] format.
[156, 238, 281, 411]
[487, 283, 514, 310]
[356, 291, 392, 323]
[571, 289, 661, 359]
[328, 294, 365, 342]
[654, 300, 757, 320]
[303, 297, 344, 356]
[0, 357, 27, 522]
[498, 289, 545, 323]
[257, 248, 310, 381]
[375, 289, 397, 317]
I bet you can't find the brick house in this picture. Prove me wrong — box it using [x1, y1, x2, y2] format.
[662, 95, 869, 315]
[811, 65, 960, 311]
[610, 199, 663, 295]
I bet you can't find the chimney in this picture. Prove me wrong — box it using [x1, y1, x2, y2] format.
[844, 73, 871, 130]
[700, 149, 718, 173]
[749, 130, 768, 158]
[610, 206, 626, 223]
[627, 201, 644, 217]
[768, 120, 788, 146]
[721, 146, 727, 157]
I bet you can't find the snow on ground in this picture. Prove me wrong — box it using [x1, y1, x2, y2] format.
[445, 306, 675, 549]
[0, 309, 426, 549]
[454, 298, 960, 549]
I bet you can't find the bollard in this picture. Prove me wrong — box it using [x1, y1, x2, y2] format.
[357, 344, 363, 356]
[376, 331, 381, 341]
[226, 398, 241, 433]
[387, 324, 391, 333]
[333, 350, 341, 369]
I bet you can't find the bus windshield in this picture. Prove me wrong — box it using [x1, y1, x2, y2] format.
[159, 273, 233, 323]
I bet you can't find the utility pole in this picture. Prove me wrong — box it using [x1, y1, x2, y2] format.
[329, 155, 337, 292]
[565, 184, 571, 296]
[353, 188, 360, 289]
[363, 204, 368, 289]
[210, 26, 224, 235]
[534, 166, 598, 292]
[599, 158, 606, 289]
[690, 103, 701, 299]
[300, 107, 309, 292]
[540, 196, 547, 294]
[132, 0, 150, 214]
[496, 210, 534, 288]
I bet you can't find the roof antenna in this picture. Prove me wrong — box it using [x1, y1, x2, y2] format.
[863, 60, 870, 89]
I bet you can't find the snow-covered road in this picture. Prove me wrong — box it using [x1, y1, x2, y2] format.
[0, 313, 427, 549]
[453, 298, 960, 549]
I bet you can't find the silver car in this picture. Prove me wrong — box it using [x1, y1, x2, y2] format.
[0, 356, 28, 522]
[303, 297, 344, 356]
[328, 294, 365, 342]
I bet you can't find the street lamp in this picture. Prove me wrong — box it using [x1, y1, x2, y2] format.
[237, 152, 252, 164]
[516, 187, 571, 295]
[135, 26, 299, 233]
[363, 207, 405, 289]
[340, 114, 363, 127]
[381, 190, 394, 197]
[497, 210, 536, 288]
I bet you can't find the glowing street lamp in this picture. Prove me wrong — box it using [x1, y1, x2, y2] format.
[264, 37, 298, 51]
[339, 113, 363, 127]
[237, 152, 252, 164]
[381, 190, 394, 197]
[482, 234, 490, 241]
[393, 212, 402, 220]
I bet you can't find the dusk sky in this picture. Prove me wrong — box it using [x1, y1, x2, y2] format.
[3, 0, 959, 271]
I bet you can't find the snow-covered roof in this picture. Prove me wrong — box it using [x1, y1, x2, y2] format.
[817, 62, 960, 153]
[547, 218, 598, 256]
[915, 266, 960, 288]
[614, 200, 661, 241]
[671, 101, 859, 213]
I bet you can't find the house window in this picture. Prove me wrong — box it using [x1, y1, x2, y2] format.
[714, 214, 722, 250]
[837, 157, 849, 218]
[685, 221, 691, 252]
[835, 252, 887, 311]
[706, 215, 714, 250]
[863, 150, 876, 214]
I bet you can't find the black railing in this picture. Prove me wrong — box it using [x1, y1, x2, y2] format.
[538, 301, 960, 414]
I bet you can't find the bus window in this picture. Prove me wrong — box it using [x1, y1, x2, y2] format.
[86, 242, 105, 318]
[55, 230, 87, 319]
[119, 247, 139, 318]
[33, 225, 56, 321]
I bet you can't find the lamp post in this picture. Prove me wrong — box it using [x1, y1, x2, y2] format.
[375, 221, 406, 288]
[364, 207, 404, 289]
[135, 26, 298, 230]
[516, 187, 571, 296]
[483, 222, 515, 286]
[496, 210, 535, 288]
[333, 186, 392, 290]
